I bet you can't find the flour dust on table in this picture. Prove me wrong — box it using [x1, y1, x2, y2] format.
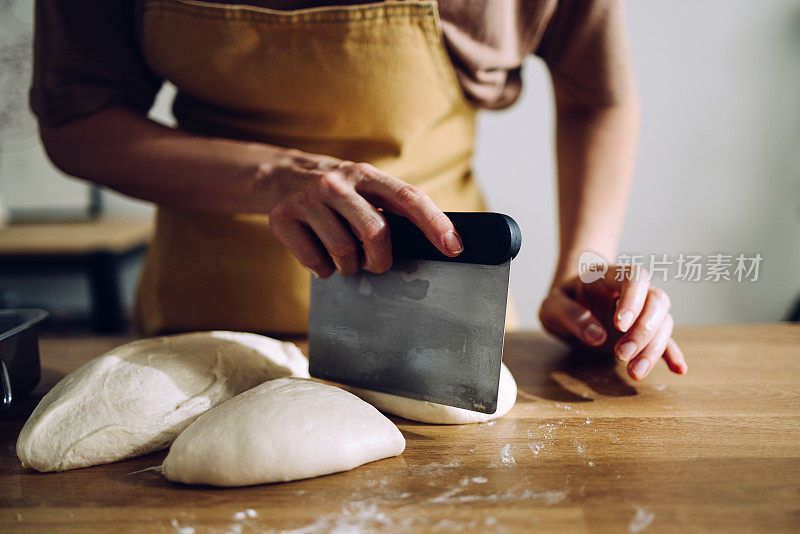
[162, 378, 406, 486]
[347, 362, 517, 424]
[17, 331, 309, 472]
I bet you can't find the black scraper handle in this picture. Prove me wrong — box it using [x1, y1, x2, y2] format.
[384, 212, 522, 265]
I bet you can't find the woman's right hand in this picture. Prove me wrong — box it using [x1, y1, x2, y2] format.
[38, 108, 460, 278]
[259, 149, 464, 278]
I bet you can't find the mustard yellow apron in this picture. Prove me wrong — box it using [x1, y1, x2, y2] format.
[135, 0, 486, 335]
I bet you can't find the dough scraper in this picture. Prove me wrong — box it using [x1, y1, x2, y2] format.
[308, 212, 521, 413]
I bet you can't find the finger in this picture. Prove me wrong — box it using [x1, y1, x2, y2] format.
[603, 265, 650, 332]
[353, 166, 463, 257]
[326, 192, 392, 274]
[664, 338, 688, 375]
[614, 286, 671, 363]
[627, 314, 673, 380]
[298, 203, 360, 276]
[543, 290, 607, 347]
[269, 214, 335, 278]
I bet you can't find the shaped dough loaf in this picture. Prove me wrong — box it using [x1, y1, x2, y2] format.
[348, 362, 517, 424]
[17, 331, 309, 472]
[162, 378, 405, 486]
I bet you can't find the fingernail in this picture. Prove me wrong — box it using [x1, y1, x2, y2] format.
[584, 323, 605, 345]
[630, 358, 650, 379]
[617, 341, 637, 362]
[617, 310, 635, 332]
[306, 268, 321, 278]
[443, 230, 463, 255]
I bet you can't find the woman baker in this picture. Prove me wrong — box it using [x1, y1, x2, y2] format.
[31, 0, 686, 380]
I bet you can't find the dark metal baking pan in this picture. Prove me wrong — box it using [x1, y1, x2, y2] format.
[0, 309, 48, 415]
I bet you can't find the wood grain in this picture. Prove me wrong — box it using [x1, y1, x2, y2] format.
[1, 324, 799, 533]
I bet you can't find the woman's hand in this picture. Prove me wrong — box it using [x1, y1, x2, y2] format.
[539, 265, 687, 380]
[260, 149, 464, 278]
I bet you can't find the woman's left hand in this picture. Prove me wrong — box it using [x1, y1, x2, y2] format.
[538, 265, 688, 380]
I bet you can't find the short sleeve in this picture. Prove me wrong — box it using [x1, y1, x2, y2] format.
[535, 0, 633, 106]
[30, 0, 163, 127]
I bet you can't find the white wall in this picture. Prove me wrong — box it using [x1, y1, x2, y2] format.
[476, 0, 800, 327]
[1, 0, 798, 326]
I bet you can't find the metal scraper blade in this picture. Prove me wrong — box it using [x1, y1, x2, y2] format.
[308, 258, 511, 413]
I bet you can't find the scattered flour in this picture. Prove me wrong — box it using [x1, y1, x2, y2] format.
[629, 507, 655, 533]
[527, 422, 560, 456]
[428, 486, 568, 505]
[264, 475, 420, 532]
[431, 517, 498, 532]
[274, 501, 397, 533]
[171, 519, 196, 534]
[460, 476, 489, 486]
[554, 403, 586, 415]
[500, 444, 515, 465]
[528, 442, 546, 456]
[406, 460, 461, 477]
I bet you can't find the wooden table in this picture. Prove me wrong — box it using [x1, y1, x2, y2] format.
[1, 324, 799, 533]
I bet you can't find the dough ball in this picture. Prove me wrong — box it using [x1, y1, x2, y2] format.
[348, 362, 517, 424]
[162, 378, 405, 486]
[17, 331, 309, 472]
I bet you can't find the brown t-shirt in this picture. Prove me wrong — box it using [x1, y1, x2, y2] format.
[31, 0, 632, 127]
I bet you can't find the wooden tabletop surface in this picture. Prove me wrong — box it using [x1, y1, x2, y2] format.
[1, 324, 799, 533]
